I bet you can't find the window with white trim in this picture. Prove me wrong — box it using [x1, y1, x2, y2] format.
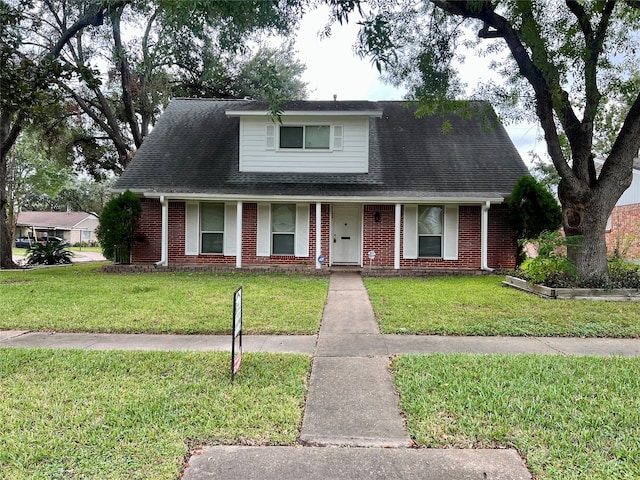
[271, 204, 296, 255]
[200, 203, 224, 254]
[279, 125, 330, 150]
[418, 205, 443, 257]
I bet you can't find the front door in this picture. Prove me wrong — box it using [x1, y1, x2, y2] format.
[332, 205, 362, 265]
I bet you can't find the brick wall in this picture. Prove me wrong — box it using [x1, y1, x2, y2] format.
[132, 198, 161, 263]
[606, 203, 640, 259]
[132, 200, 518, 270]
[363, 205, 396, 267]
[488, 203, 518, 269]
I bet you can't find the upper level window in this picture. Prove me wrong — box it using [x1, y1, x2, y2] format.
[418, 205, 443, 257]
[280, 125, 330, 150]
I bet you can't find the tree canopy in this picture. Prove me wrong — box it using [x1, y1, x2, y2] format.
[342, 0, 640, 281]
[0, 0, 307, 268]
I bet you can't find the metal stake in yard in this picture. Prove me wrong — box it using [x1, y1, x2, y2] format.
[231, 286, 243, 383]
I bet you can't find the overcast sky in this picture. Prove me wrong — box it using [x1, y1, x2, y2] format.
[292, 6, 544, 167]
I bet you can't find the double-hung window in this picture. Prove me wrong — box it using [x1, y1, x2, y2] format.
[418, 205, 443, 257]
[200, 203, 224, 254]
[271, 204, 296, 255]
[280, 125, 330, 150]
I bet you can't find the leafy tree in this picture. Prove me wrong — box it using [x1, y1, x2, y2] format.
[43, 0, 305, 177]
[1, 0, 304, 268]
[95, 190, 141, 263]
[1, 0, 130, 269]
[52, 177, 115, 215]
[337, 0, 640, 282]
[509, 175, 563, 266]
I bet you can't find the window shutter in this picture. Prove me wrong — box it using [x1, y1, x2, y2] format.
[266, 125, 275, 149]
[443, 205, 459, 260]
[185, 202, 199, 255]
[256, 203, 271, 256]
[223, 203, 237, 256]
[295, 204, 309, 257]
[333, 125, 343, 150]
[403, 205, 418, 259]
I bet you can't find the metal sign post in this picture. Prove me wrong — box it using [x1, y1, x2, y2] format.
[231, 286, 243, 382]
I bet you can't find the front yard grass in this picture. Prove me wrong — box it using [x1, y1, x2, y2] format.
[0, 348, 309, 479]
[365, 276, 640, 337]
[393, 354, 640, 480]
[0, 263, 328, 334]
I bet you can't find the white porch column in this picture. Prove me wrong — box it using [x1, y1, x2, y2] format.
[481, 201, 492, 271]
[394, 203, 401, 270]
[236, 201, 243, 268]
[315, 202, 322, 269]
[159, 195, 168, 266]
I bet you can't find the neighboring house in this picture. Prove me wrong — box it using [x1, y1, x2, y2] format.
[15, 211, 99, 245]
[605, 159, 640, 260]
[113, 99, 529, 273]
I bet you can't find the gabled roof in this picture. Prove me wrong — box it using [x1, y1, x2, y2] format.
[114, 98, 529, 201]
[16, 211, 98, 229]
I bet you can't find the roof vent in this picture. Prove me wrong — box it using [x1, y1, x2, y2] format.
[333, 94, 337, 101]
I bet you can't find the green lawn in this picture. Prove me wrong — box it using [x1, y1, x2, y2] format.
[0, 348, 309, 479]
[365, 276, 640, 337]
[393, 354, 640, 480]
[0, 263, 328, 334]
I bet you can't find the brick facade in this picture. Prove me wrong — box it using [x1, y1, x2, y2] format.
[606, 203, 640, 259]
[131, 199, 518, 271]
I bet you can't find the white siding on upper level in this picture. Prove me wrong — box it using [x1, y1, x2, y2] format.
[238, 116, 370, 173]
[617, 166, 640, 206]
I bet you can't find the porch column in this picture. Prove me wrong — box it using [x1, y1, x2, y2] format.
[315, 202, 322, 269]
[394, 203, 401, 270]
[159, 195, 168, 266]
[236, 201, 243, 268]
[481, 201, 491, 271]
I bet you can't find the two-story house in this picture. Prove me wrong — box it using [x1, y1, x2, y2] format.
[113, 99, 529, 273]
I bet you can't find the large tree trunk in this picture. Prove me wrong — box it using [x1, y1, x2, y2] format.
[560, 193, 610, 282]
[1, 110, 22, 269]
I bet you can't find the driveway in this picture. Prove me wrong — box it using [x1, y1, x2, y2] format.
[12, 250, 106, 266]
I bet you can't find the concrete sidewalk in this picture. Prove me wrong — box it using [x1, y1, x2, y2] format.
[3, 329, 639, 357]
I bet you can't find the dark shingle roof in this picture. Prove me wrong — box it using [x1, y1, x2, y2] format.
[115, 98, 529, 199]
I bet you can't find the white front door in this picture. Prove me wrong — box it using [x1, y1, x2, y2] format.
[332, 205, 362, 265]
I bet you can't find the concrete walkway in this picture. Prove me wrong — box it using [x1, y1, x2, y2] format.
[183, 273, 531, 479]
[4, 272, 640, 479]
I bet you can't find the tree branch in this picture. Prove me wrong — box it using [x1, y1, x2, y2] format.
[431, 0, 575, 182]
[47, 0, 131, 60]
[110, 5, 143, 148]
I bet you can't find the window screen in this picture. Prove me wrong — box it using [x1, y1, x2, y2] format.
[201, 203, 224, 254]
[305, 125, 330, 149]
[418, 206, 443, 257]
[272, 204, 295, 255]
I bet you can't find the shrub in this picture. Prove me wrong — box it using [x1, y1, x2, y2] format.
[509, 175, 562, 266]
[517, 231, 640, 288]
[516, 231, 578, 286]
[27, 241, 73, 265]
[95, 190, 142, 264]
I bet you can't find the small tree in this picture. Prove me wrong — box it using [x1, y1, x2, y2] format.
[509, 175, 563, 267]
[96, 190, 141, 264]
